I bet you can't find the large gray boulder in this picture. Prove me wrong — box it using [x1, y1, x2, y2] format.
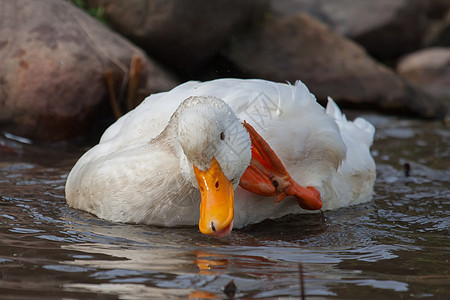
[86, 0, 269, 73]
[224, 13, 446, 118]
[0, 0, 178, 141]
[272, 0, 428, 60]
[397, 47, 450, 114]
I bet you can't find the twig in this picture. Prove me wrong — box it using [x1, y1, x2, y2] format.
[127, 54, 143, 111]
[105, 69, 122, 119]
[299, 262, 306, 300]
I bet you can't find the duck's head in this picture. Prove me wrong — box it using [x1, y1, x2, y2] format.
[175, 96, 251, 238]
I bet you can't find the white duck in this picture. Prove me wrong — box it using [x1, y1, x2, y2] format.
[65, 79, 376, 238]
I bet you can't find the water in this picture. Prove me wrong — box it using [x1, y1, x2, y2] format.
[0, 114, 448, 299]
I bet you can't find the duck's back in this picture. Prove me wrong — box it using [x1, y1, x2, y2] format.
[99, 79, 343, 157]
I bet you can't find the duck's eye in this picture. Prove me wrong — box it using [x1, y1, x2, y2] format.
[220, 132, 225, 140]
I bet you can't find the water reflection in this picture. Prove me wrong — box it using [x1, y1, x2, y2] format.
[56, 207, 428, 298]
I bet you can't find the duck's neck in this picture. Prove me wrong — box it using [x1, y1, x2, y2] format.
[152, 117, 197, 190]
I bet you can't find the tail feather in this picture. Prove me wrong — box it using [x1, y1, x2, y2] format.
[324, 98, 376, 210]
[326, 97, 375, 147]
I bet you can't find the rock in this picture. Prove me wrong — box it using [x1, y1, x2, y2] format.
[271, 0, 428, 61]
[0, 0, 178, 142]
[224, 13, 446, 118]
[425, 0, 450, 19]
[424, 10, 450, 46]
[85, 0, 269, 74]
[397, 47, 450, 113]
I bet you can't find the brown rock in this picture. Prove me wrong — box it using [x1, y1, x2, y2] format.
[86, 0, 269, 73]
[397, 47, 450, 113]
[224, 13, 446, 118]
[0, 0, 178, 142]
[272, 0, 428, 60]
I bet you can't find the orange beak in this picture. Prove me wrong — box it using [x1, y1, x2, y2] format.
[194, 157, 234, 238]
